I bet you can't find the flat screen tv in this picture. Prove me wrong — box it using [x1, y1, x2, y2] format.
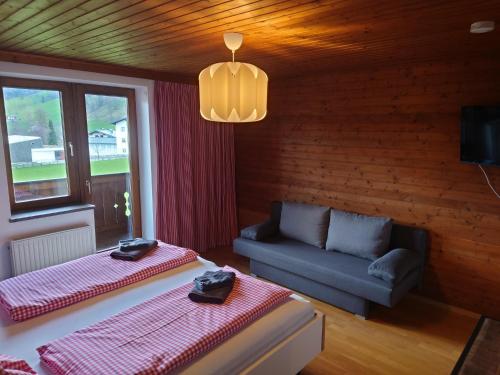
[461, 106, 500, 166]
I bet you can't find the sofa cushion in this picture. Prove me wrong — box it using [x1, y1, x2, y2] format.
[368, 248, 422, 285]
[325, 210, 392, 260]
[279, 202, 330, 248]
[233, 237, 419, 307]
[241, 220, 278, 241]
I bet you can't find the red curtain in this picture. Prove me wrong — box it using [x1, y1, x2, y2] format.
[154, 81, 238, 252]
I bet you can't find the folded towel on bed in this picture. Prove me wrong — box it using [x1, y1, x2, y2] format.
[119, 238, 158, 252]
[189, 270, 236, 304]
[188, 283, 234, 304]
[110, 248, 153, 261]
[0, 354, 36, 374]
[110, 239, 159, 261]
[194, 270, 236, 292]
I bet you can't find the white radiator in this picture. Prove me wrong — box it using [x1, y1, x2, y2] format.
[10, 226, 96, 276]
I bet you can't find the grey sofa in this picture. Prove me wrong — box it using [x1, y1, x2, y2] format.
[233, 201, 427, 318]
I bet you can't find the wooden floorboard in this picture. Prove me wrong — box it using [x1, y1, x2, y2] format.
[204, 246, 479, 375]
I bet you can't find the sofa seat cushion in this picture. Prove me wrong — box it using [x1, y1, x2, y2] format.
[279, 202, 330, 248]
[234, 237, 417, 307]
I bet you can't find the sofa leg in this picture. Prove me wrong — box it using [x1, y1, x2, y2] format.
[355, 314, 367, 320]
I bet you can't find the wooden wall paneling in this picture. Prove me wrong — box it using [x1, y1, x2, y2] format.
[234, 59, 500, 318]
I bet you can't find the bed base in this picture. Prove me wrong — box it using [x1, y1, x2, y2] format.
[241, 310, 325, 375]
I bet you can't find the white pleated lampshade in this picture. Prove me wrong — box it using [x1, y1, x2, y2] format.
[199, 61, 268, 123]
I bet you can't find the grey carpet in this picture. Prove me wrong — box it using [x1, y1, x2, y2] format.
[453, 317, 500, 375]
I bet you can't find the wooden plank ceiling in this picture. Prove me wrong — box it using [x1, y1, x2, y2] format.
[0, 0, 499, 80]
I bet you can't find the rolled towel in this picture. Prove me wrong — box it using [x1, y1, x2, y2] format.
[194, 270, 236, 292]
[119, 238, 158, 252]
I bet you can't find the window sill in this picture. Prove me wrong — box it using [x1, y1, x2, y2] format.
[9, 204, 95, 223]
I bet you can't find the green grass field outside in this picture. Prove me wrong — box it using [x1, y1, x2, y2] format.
[12, 158, 130, 183]
[90, 158, 129, 176]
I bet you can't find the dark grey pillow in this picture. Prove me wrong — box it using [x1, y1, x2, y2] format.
[368, 248, 422, 285]
[325, 209, 392, 260]
[279, 202, 330, 248]
[240, 219, 278, 241]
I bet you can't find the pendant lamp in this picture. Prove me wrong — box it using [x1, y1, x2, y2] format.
[199, 33, 268, 123]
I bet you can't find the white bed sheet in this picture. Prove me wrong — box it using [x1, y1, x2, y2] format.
[0, 257, 314, 374]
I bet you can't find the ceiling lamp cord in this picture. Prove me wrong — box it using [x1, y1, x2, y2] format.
[478, 164, 500, 199]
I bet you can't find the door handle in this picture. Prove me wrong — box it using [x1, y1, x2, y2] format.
[85, 179, 92, 195]
[67, 141, 74, 157]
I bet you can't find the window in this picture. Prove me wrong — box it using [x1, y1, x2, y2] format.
[1, 78, 141, 250]
[0, 78, 80, 211]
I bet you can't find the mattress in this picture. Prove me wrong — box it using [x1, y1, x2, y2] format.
[0, 257, 314, 375]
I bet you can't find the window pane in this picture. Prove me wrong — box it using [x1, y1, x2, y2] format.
[85, 94, 130, 177]
[85, 94, 132, 250]
[2, 87, 69, 202]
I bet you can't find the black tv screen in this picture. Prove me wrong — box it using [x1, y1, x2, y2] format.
[461, 106, 500, 166]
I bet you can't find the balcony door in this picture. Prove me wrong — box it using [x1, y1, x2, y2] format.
[76, 85, 141, 250]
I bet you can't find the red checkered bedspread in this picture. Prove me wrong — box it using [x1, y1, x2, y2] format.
[37, 266, 292, 375]
[0, 242, 198, 322]
[0, 354, 36, 374]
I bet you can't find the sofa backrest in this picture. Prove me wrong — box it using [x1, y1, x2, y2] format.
[270, 201, 282, 223]
[389, 224, 428, 259]
[270, 201, 427, 259]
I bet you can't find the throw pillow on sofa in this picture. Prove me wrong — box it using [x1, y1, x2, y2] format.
[325, 209, 392, 260]
[368, 248, 422, 285]
[279, 201, 330, 248]
[241, 219, 278, 241]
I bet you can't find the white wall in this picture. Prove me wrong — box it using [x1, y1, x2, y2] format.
[0, 62, 157, 280]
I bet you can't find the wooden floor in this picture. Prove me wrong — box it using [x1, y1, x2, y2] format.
[204, 247, 479, 375]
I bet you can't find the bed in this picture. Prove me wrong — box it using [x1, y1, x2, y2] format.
[0, 257, 324, 374]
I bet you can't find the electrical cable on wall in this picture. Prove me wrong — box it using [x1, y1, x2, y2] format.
[478, 164, 500, 199]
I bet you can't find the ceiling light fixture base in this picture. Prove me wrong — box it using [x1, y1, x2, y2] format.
[223, 33, 243, 52]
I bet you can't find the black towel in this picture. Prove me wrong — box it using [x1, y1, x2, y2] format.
[110, 239, 158, 261]
[188, 283, 234, 304]
[194, 270, 236, 292]
[110, 247, 153, 261]
[119, 238, 158, 252]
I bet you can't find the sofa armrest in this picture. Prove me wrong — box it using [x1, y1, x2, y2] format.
[368, 248, 422, 285]
[240, 219, 278, 241]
